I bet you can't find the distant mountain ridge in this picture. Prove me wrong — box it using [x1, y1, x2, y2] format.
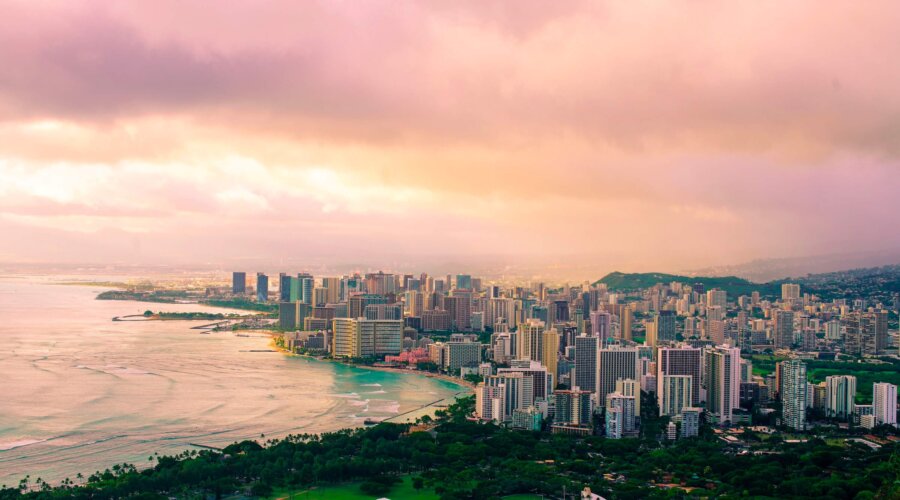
[594, 271, 779, 296]
[594, 265, 900, 300]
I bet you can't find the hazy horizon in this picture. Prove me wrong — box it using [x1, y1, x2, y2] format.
[2, 2, 899, 274]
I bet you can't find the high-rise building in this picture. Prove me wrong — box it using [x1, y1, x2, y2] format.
[455, 274, 472, 290]
[605, 392, 636, 438]
[297, 273, 314, 305]
[781, 283, 801, 301]
[590, 311, 612, 343]
[659, 375, 692, 416]
[485, 372, 534, 420]
[500, 360, 552, 403]
[680, 407, 701, 438]
[873, 382, 897, 427]
[657, 347, 702, 406]
[704, 345, 741, 425]
[443, 295, 472, 331]
[707, 289, 727, 309]
[574, 335, 599, 394]
[322, 277, 341, 304]
[781, 359, 807, 431]
[279, 274, 297, 302]
[644, 320, 658, 347]
[553, 388, 594, 427]
[773, 310, 794, 349]
[615, 378, 641, 416]
[349, 294, 387, 319]
[331, 318, 403, 358]
[256, 273, 269, 302]
[542, 328, 561, 387]
[597, 347, 639, 406]
[825, 375, 856, 420]
[433, 341, 482, 372]
[620, 307, 633, 341]
[517, 319, 546, 364]
[840, 311, 887, 356]
[279, 301, 299, 330]
[656, 310, 676, 342]
[475, 383, 506, 422]
[365, 303, 403, 320]
[707, 319, 726, 345]
[232, 272, 246, 295]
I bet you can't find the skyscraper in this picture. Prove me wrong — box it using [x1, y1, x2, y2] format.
[542, 328, 561, 387]
[597, 346, 639, 406]
[455, 274, 472, 290]
[615, 378, 641, 416]
[825, 375, 856, 420]
[279, 273, 295, 302]
[704, 345, 741, 425]
[659, 375, 692, 416]
[553, 388, 594, 427]
[781, 283, 801, 301]
[605, 392, 636, 438]
[680, 407, 701, 438]
[232, 272, 246, 295]
[297, 273, 314, 305]
[781, 358, 807, 430]
[620, 307, 633, 341]
[656, 310, 676, 342]
[332, 318, 403, 358]
[590, 311, 612, 343]
[573, 335, 599, 394]
[517, 319, 546, 364]
[706, 289, 727, 309]
[657, 346, 702, 406]
[256, 273, 269, 302]
[873, 382, 897, 427]
[773, 310, 794, 349]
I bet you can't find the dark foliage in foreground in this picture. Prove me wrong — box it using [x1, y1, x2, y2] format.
[2, 397, 898, 499]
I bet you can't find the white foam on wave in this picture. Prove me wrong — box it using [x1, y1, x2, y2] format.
[331, 392, 360, 399]
[0, 438, 48, 451]
[360, 383, 382, 387]
[368, 400, 400, 414]
[364, 389, 386, 395]
[75, 364, 154, 376]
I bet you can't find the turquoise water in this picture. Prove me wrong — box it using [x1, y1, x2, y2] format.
[0, 277, 463, 486]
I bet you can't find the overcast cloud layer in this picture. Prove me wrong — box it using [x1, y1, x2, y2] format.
[1, 1, 899, 276]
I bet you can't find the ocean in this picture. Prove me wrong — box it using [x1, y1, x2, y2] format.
[0, 277, 462, 486]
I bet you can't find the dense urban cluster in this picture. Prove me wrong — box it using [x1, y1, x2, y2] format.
[226, 269, 900, 441]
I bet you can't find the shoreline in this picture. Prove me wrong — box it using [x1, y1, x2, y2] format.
[266, 334, 475, 391]
[263, 333, 475, 424]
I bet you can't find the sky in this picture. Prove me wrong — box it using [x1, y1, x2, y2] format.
[1, 1, 899, 277]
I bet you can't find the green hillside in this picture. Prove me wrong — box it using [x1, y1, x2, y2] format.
[594, 271, 780, 297]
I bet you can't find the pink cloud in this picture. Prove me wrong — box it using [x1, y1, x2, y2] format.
[0, 1, 899, 274]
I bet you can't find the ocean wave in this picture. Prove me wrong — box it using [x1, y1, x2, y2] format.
[360, 383, 382, 387]
[363, 389, 386, 395]
[0, 438, 48, 451]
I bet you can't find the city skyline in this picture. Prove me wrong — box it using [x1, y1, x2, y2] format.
[1, 2, 900, 273]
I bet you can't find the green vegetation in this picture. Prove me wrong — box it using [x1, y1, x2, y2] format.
[97, 290, 278, 315]
[807, 360, 900, 404]
[750, 355, 900, 404]
[97, 290, 192, 303]
[155, 312, 243, 320]
[594, 271, 781, 297]
[205, 298, 278, 314]
[3, 396, 897, 500]
[268, 475, 438, 499]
